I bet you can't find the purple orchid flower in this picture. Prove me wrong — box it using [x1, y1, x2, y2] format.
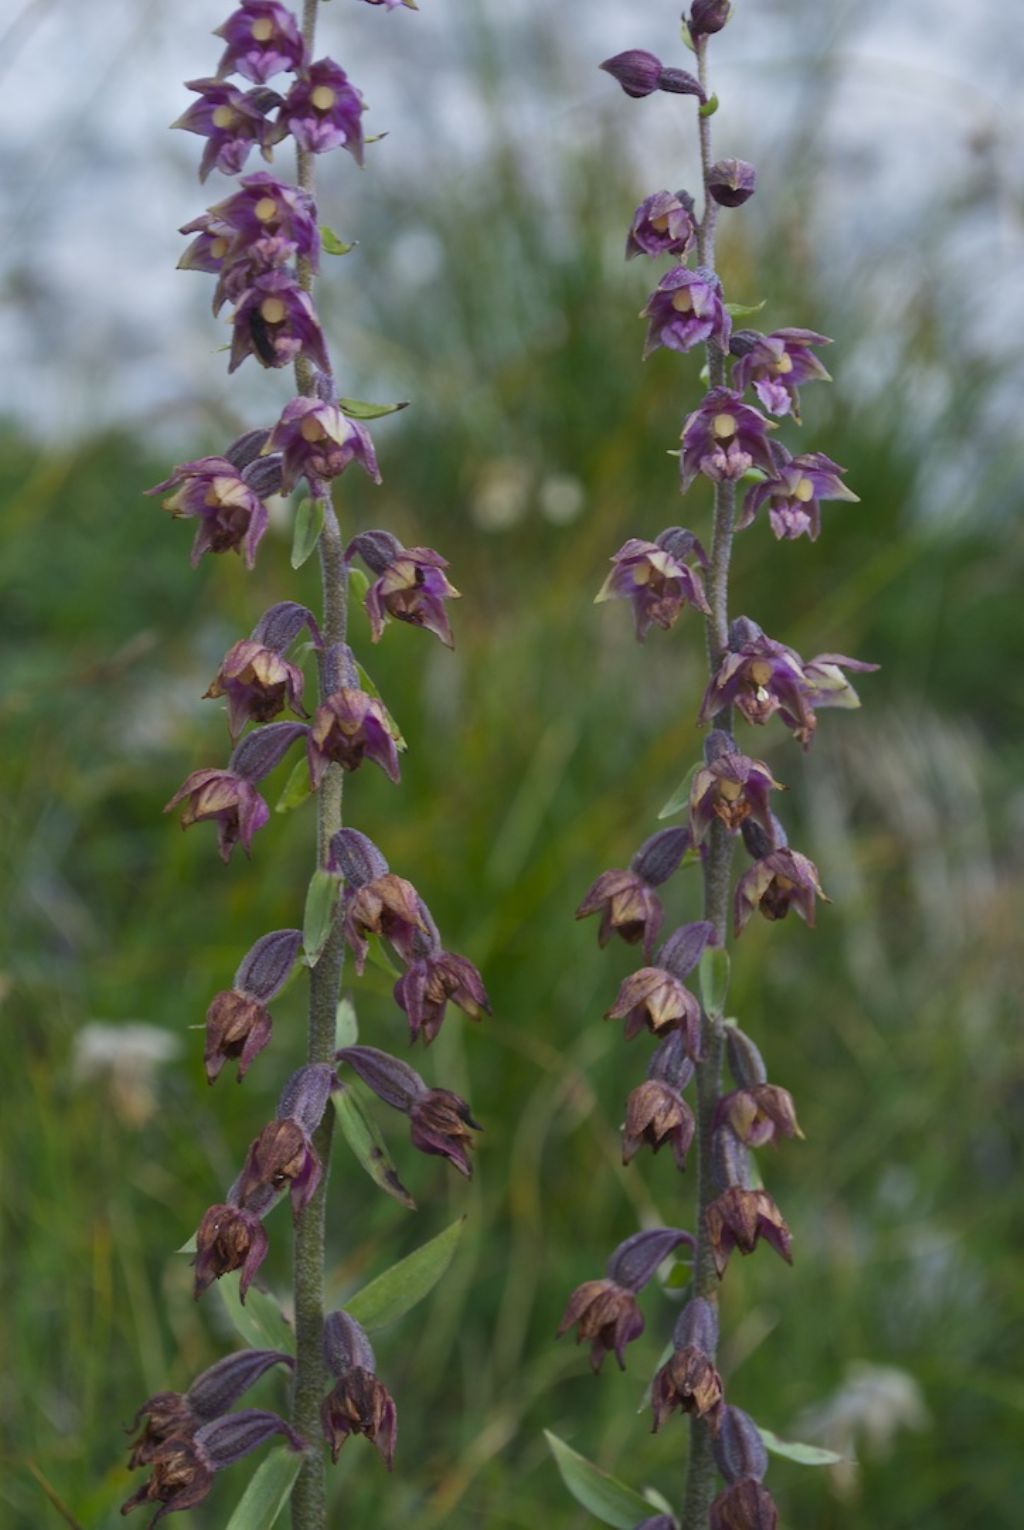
[230, 270, 330, 373]
[146, 456, 271, 569]
[731, 326, 832, 420]
[642, 266, 731, 359]
[307, 688, 402, 789]
[596, 527, 710, 641]
[164, 768, 270, 863]
[626, 190, 696, 260]
[680, 387, 775, 490]
[279, 58, 366, 160]
[739, 446, 858, 541]
[215, 2, 307, 84]
[346, 530, 459, 647]
[173, 78, 282, 180]
[266, 398, 380, 494]
[208, 171, 319, 265]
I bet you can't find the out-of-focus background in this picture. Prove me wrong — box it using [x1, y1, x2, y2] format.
[3, 0, 1023, 1525]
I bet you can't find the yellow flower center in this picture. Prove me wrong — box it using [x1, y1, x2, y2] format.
[650, 213, 671, 233]
[253, 196, 278, 223]
[748, 659, 773, 686]
[794, 477, 815, 502]
[259, 297, 287, 324]
[211, 105, 238, 130]
[300, 416, 325, 442]
[718, 778, 743, 802]
[251, 18, 275, 41]
[310, 85, 337, 111]
[210, 237, 229, 260]
[671, 288, 694, 314]
[774, 352, 794, 374]
[712, 413, 737, 439]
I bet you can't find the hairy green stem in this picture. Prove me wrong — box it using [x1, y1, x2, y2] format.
[291, 3, 346, 1526]
[682, 35, 736, 1530]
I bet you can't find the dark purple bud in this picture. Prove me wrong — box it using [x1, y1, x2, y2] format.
[345, 529, 403, 575]
[194, 1409, 304, 1470]
[656, 526, 708, 568]
[672, 1295, 719, 1355]
[710, 1479, 779, 1530]
[252, 600, 321, 653]
[729, 616, 764, 647]
[327, 642, 361, 690]
[230, 721, 307, 782]
[600, 49, 663, 99]
[704, 729, 736, 764]
[658, 67, 704, 99]
[204, 990, 273, 1083]
[740, 818, 775, 861]
[714, 1406, 769, 1485]
[657, 920, 717, 979]
[606, 1227, 694, 1292]
[706, 1187, 793, 1276]
[690, 0, 732, 36]
[328, 828, 390, 886]
[235, 928, 303, 1002]
[631, 827, 692, 887]
[647, 1030, 696, 1092]
[408, 1089, 482, 1177]
[726, 1027, 768, 1089]
[708, 158, 757, 208]
[276, 1064, 335, 1135]
[225, 428, 272, 470]
[713, 1124, 752, 1190]
[557, 1279, 644, 1371]
[336, 1044, 427, 1112]
[323, 1310, 375, 1377]
[187, 1350, 294, 1422]
[634, 1519, 677, 1530]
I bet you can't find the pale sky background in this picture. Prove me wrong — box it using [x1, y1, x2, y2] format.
[1, 0, 1021, 457]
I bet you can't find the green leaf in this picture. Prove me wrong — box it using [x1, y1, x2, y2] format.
[758, 1426, 846, 1467]
[680, 19, 695, 50]
[637, 1338, 673, 1413]
[343, 1217, 464, 1332]
[320, 226, 356, 256]
[177, 1232, 198, 1254]
[334, 996, 359, 1050]
[224, 1446, 304, 1530]
[724, 298, 767, 319]
[642, 1488, 675, 1516]
[355, 662, 407, 751]
[657, 763, 696, 820]
[338, 397, 410, 421]
[544, 1431, 654, 1529]
[217, 1273, 295, 1354]
[303, 868, 341, 968]
[335, 1080, 416, 1210]
[348, 565, 370, 603]
[699, 946, 731, 1018]
[290, 496, 325, 570]
[699, 92, 719, 117]
[274, 756, 312, 815]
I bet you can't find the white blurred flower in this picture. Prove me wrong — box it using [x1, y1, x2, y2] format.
[72, 1021, 181, 1125]
[471, 459, 531, 531]
[539, 472, 585, 526]
[796, 1361, 930, 1498]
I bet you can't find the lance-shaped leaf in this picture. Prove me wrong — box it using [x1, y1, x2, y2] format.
[303, 868, 341, 967]
[291, 496, 325, 570]
[339, 397, 410, 420]
[544, 1431, 655, 1530]
[274, 756, 313, 815]
[235, 930, 303, 1003]
[699, 945, 731, 1018]
[342, 1217, 465, 1332]
[606, 1227, 694, 1293]
[657, 764, 696, 820]
[321, 226, 356, 256]
[334, 1079, 416, 1210]
[757, 1426, 846, 1466]
[224, 1446, 305, 1530]
[217, 1272, 295, 1355]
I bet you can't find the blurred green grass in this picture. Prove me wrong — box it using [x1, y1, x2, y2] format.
[3, 71, 1024, 1530]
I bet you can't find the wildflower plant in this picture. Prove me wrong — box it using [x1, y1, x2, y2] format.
[555, 5, 876, 1528]
[126, 3, 487, 1526]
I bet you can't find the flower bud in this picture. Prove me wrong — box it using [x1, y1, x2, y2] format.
[230, 721, 308, 782]
[336, 1044, 427, 1112]
[252, 599, 321, 653]
[328, 828, 390, 886]
[690, 0, 732, 37]
[657, 920, 716, 979]
[193, 1408, 304, 1470]
[713, 1124, 752, 1189]
[235, 928, 303, 1002]
[658, 67, 704, 99]
[725, 1026, 768, 1088]
[186, 1349, 294, 1421]
[606, 1227, 693, 1292]
[323, 1309, 376, 1377]
[276, 1063, 336, 1136]
[600, 49, 663, 99]
[713, 1405, 769, 1485]
[647, 1030, 696, 1092]
[631, 827, 692, 887]
[224, 428, 272, 470]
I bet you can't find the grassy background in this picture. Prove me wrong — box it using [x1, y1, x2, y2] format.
[3, 9, 1024, 1529]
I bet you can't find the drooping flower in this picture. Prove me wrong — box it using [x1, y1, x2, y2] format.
[730, 327, 831, 420]
[265, 398, 380, 494]
[707, 157, 757, 207]
[706, 1186, 793, 1275]
[203, 990, 273, 1082]
[643, 267, 731, 359]
[164, 768, 270, 863]
[680, 387, 775, 489]
[346, 530, 459, 647]
[408, 1088, 482, 1177]
[146, 456, 270, 569]
[230, 270, 330, 373]
[596, 528, 710, 641]
[622, 1080, 695, 1169]
[122, 1413, 304, 1526]
[393, 947, 490, 1045]
[709, 1479, 779, 1530]
[204, 639, 307, 738]
[208, 171, 320, 265]
[308, 688, 402, 788]
[215, 2, 308, 84]
[212, 232, 299, 314]
[192, 1203, 269, 1299]
[322, 1368, 397, 1468]
[626, 191, 696, 260]
[605, 967, 702, 1056]
[236, 1117, 322, 1221]
[739, 447, 858, 541]
[715, 1084, 803, 1147]
[126, 1351, 293, 1468]
[651, 1345, 724, 1429]
[734, 848, 828, 933]
[178, 213, 237, 275]
[557, 1279, 645, 1371]
[576, 868, 664, 959]
[341, 873, 427, 974]
[690, 0, 732, 37]
[173, 78, 282, 180]
[689, 740, 781, 842]
[279, 59, 366, 160]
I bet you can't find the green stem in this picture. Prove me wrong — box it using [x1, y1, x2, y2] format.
[291, 4, 346, 1527]
[682, 35, 735, 1530]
